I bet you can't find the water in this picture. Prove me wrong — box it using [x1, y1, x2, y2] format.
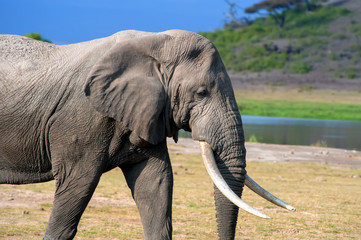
[178, 116, 361, 150]
[242, 116, 361, 150]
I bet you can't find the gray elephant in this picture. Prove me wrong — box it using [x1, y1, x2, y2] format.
[0, 30, 295, 240]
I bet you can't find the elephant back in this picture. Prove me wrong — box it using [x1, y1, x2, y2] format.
[0, 35, 57, 62]
[0, 35, 59, 81]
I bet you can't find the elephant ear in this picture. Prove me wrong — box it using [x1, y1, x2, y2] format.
[84, 34, 171, 145]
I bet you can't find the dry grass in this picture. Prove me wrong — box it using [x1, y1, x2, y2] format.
[1, 153, 361, 239]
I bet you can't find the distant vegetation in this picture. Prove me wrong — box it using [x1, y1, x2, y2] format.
[24, 33, 52, 43]
[199, 3, 360, 79]
[244, 0, 310, 28]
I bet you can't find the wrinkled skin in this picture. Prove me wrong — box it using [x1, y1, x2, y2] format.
[0, 30, 246, 240]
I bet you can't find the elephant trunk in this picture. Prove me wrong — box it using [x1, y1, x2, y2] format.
[216, 125, 247, 240]
[198, 119, 297, 239]
[197, 106, 252, 239]
[200, 141, 269, 239]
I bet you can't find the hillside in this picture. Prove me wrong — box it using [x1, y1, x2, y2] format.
[199, 0, 361, 91]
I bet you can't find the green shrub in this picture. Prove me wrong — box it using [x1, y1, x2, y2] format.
[334, 67, 359, 79]
[329, 53, 339, 61]
[234, 51, 288, 72]
[345, 67, 358, 79]
[332, 33, 348, 40]
[290, 62, 312, 74]
[334, 71, 344, 78]
[350, 44, 361, 60]
[24, 33, 51, 43]
[349, 24, 361, 37]
[287, 6, 350, 29]
[243, 45, 268, 57]
[248, 134, 259, 143]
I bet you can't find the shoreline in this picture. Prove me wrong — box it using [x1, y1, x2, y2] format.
[167, 138, 361, 169]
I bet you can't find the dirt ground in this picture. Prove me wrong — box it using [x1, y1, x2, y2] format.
[228, 70, 361, 91]
[0, 189, 136, 208]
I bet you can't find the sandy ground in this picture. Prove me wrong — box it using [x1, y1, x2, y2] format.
[1, 139, 360, 209]
[0, 189, 136, 208]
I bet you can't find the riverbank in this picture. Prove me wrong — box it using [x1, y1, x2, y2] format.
[167, 138, 361, 169]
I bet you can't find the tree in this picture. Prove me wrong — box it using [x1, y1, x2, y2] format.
[224, 0, 254, 29]
[245, 0, 304, 28]
[24, 33, 52, 43]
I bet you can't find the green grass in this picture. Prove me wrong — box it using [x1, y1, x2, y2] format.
[1, 154, 361, 239]
[237, 98, 361, 121]
[233, 89, 361, 122]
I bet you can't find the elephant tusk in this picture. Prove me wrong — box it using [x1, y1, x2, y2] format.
[199, 141, 271, 219]
[245, 175, 296, 211]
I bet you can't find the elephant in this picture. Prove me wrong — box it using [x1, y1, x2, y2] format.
[0, 30, 295, 240]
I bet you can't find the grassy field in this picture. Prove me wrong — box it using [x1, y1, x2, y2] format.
[234, 89, 361, 121]
[1, 153, 361, 239]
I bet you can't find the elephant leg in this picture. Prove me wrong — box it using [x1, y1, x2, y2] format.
[122, 147, 173, 240]
[44, 160, 103, 240]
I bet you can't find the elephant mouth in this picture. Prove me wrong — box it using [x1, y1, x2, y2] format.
[199, 141, 296, 219]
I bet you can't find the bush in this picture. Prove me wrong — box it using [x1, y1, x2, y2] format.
[234, 51, 288, 72]
[248, 134, 259, 143]
[333, 67, 358, 79]
[349, 24, 361, 37]
[329, 53, 339, 61]
[290, 62, 312, 74]
[23, 33, 51, 43]
[345, 67, 358, 79]
[287, 6, 351, 29]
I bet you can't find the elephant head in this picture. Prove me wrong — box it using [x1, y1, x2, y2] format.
[85, 30, 295, 239]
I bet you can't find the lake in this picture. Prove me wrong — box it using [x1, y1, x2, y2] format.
[242, 116, 361, 151]
[178, 116, 361, 151]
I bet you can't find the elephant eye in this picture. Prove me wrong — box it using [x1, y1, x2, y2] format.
[196, 87, 208, 98]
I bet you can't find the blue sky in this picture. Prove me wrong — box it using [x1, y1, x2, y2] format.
[1, 0, 260, 44]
